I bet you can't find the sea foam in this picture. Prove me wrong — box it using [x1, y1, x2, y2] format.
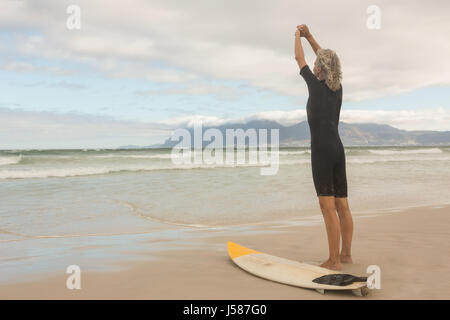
[0, 155, 22, 166]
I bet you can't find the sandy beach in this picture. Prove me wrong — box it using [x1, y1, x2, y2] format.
[2, 0, 450, 306]
[1, 203, 449, 300]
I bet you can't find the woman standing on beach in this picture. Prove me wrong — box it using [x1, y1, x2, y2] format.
[294, 25, 353, 270]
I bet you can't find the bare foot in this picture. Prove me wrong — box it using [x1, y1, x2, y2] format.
[320, 259, 342, 270]
[340, 254, 353, 264]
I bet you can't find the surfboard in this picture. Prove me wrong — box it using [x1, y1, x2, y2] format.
[227, 241, 369, 296]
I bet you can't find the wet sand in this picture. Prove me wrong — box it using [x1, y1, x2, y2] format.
[1, 204, 449, 299]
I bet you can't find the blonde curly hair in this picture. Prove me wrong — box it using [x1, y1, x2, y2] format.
[315, 48, 342, 91]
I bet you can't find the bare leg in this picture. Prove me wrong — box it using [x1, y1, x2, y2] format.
[335, 197, 353, 264]
[318, 196, 341, 270]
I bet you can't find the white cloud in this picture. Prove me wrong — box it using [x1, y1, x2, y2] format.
[136, 81, 246, 101]
[340, 107, 450, 131]
[0, 108, 172, 149]
[1, 61, 76, 76]
[2, 0, 450, 101]
[1, 106, 449, 149]
[247, 110, 307, 126]
[159, 107, 450, 131]
[159, 114, 239, 128]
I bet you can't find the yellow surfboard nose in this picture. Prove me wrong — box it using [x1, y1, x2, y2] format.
[228, 241, 261, 260]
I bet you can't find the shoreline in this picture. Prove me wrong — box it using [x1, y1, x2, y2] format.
[1, 203, 450, 299]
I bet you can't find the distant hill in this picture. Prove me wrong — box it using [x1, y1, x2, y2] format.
[122, 120, 450, 148]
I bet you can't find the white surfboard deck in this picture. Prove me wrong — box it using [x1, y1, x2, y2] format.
[228, 241, 368, 296]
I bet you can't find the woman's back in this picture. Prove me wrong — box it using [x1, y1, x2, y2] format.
[300, 64, 343, 149]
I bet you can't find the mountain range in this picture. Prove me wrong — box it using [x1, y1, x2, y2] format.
[120, 120, 450, 148]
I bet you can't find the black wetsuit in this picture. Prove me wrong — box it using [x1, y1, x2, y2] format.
[300, 65, 347, 198]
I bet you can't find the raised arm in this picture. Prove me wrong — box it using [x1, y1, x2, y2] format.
[294, 29, 306, 70]
[299, 24, 321, 55]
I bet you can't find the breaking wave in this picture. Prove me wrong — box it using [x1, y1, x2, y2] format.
[0, 155, 22, 166]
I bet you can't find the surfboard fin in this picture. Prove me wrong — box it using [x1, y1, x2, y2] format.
[312, 274, 367, 286]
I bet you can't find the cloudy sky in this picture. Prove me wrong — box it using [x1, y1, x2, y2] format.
[1, 0, 450, 148]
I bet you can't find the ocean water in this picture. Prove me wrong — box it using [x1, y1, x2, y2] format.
[1, 146, 450, 238]
[1, 146, 450, 283]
